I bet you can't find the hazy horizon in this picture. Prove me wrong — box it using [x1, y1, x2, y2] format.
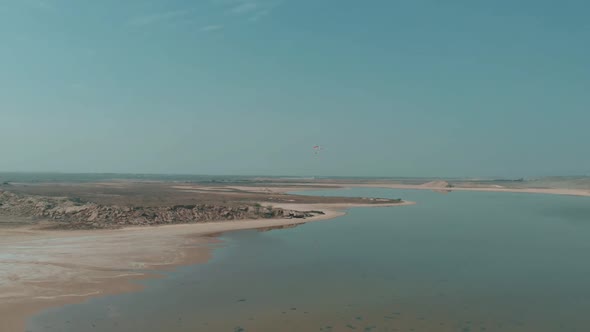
[2, 171, 589, 182]
[2, 0, 589, 177]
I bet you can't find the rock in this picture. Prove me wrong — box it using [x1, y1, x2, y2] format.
[65, 205, 90, 214]
[88, 210, 99, 221]
[0, 190, 322, 230]
[287, 211, 306, 218]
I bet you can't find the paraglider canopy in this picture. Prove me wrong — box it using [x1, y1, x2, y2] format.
[313, 145, 322, 154]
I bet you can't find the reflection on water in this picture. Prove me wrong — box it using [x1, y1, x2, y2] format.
[255, 223, 302, 233]
[28, 189, 590, 331]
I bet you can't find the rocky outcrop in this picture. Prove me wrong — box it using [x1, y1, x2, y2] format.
[0, 190, 324, 230]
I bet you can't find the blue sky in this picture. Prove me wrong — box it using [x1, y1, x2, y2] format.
[1, 0, 589, 177]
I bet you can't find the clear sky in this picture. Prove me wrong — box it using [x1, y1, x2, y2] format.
[1, 0, 589, 177]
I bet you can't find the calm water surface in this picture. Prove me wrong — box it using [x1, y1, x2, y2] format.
[28, 189, 590, 332]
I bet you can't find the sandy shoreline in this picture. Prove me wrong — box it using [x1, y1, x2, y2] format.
[277, 182, 590, 197]
[0, 200, 413, 332]
[359, 183, 590, 196]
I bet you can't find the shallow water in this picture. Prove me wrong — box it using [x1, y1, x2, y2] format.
[28, 189, 590, 331]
